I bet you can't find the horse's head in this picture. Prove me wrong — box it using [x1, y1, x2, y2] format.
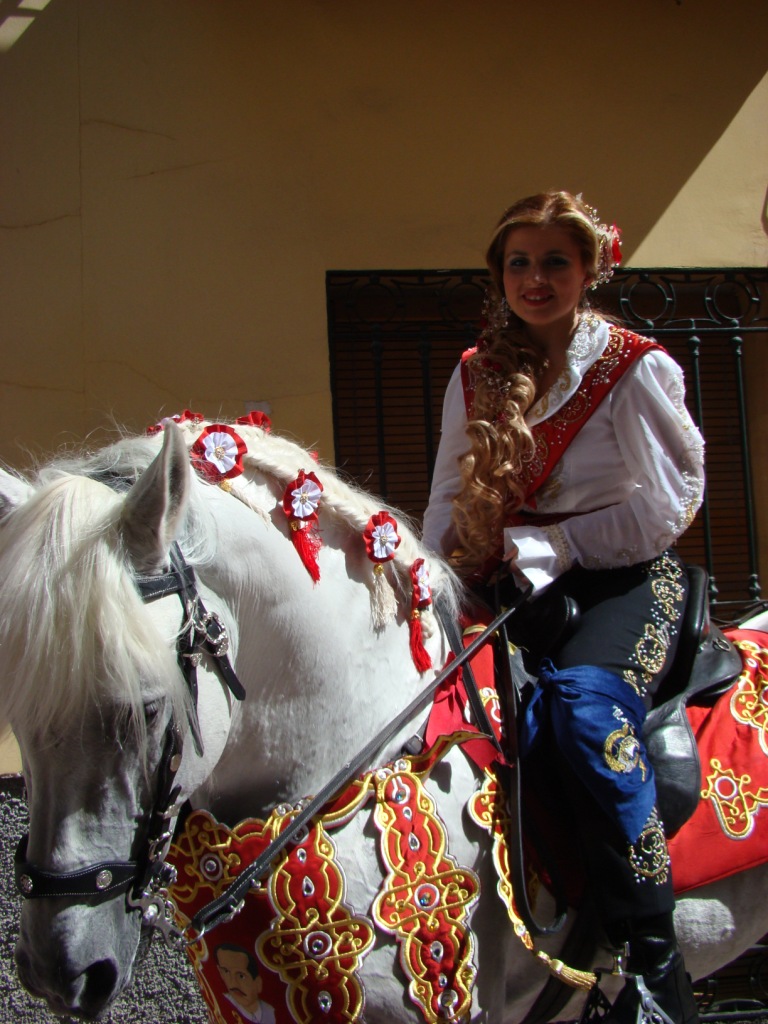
[0, 426, 237, 1017]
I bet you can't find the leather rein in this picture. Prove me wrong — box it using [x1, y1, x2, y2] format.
[15, 541, 551, 948]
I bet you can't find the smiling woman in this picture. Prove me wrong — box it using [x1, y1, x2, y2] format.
[422, 189, 705, 1024]
[501, 225, 593, 360]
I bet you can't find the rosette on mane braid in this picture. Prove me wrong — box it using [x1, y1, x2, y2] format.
[364, 511, 401, 630]
[147, 413, 461, 641]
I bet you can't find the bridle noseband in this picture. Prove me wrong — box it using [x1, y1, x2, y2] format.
[14, 543, 245, 941]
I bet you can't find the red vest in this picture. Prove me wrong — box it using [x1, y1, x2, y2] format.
[461, 325, 662, 516]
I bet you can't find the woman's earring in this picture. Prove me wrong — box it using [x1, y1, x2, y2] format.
[483, 293, 510, 335]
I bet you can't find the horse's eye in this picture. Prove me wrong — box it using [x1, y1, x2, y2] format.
[143, 699, 163, 723]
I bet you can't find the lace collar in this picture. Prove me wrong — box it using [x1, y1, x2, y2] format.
[527, 314, 610, 425]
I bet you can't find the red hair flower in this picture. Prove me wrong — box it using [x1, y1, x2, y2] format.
[282, 470, 324, 582]
[609, 224, 623, 266]
[363, 512, 401, 629]
[190, 424, 247, 483]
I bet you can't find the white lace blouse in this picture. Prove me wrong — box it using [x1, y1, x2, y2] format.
[422, 315, 705, 593]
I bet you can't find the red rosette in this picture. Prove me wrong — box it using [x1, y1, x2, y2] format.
[235, 410, 272, 432]
[363, 512, 401, 628]
[282, 469, 324, 582]
[190, 424, 247, 483]
[363, 512, 401, 563]
[146, 409, 204, 435]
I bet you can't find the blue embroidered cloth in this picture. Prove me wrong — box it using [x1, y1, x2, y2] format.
[521, 661, 657, 844]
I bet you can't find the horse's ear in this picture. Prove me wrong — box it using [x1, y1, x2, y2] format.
[0, 468, 32, 523]
[120, 423, 190, 573]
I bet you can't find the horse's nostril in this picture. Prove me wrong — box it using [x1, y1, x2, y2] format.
[78, 958, 120, 1016]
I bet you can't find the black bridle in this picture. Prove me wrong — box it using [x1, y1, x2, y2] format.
[14, 544, 245, 939]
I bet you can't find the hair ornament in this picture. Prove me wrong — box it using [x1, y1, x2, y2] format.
[577, 195, 622, 286]
[408, 558, 433, 673]
[363, 511, 401, 629]
[282, 469, 324, 582]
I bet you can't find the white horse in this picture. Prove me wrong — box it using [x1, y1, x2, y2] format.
[0, 415, 766, 1023]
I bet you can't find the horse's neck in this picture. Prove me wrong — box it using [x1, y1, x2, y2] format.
[192, 486, 444, 822]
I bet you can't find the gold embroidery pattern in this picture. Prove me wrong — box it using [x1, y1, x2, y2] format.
[467, 771, 596, 992]
[730, 639, 768, 757]
[623, 552, 685, 696]
[700, 757, 768, 840]
[633, 622, 671, 680]
[542, 523, 572, 574]
[467, 771, 535, 951]
[372, 763, 479, 1024]
[167, 737, 473, 1024]
[628, 807, 670, 885]
[257, 815, 374, 1024]
[604, 722, 648, 780]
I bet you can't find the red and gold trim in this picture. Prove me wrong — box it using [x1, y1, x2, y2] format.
[257, 812, 374, 1024]
[372, 761, 479, 1023]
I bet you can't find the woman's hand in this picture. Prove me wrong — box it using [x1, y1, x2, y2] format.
[503, 541, 520, 565]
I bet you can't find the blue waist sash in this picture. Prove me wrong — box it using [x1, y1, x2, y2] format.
[521, 660, 657, 845]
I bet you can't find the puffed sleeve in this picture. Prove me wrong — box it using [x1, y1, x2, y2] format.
[567, 352, 704, 567]
[421, 363, 469, 555]
[507, 351, 705, 591]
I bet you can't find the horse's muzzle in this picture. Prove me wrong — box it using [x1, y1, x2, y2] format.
[16, 939, 123, 1019]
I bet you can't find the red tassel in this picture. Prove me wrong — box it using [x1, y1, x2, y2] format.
[282, 470, 324, 583]
[409, 610, 432, 673]
[290, 520, 321, 583]
[409, 558, 433, 672]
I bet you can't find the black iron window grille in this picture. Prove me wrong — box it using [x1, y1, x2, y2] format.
[327, 268, 768, 621]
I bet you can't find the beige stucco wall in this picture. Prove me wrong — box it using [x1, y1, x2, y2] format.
[1, 0, 767, 772]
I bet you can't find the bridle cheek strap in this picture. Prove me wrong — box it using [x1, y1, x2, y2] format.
[14, 542, 245, 908]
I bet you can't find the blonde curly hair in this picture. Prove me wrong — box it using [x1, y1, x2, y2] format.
[450, 191, 601, 577]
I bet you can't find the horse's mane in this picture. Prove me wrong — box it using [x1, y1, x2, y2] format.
[0, 470, 187, 747]
[0, 417, 463, 742]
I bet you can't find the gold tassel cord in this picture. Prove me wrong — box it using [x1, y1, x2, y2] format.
[535, 951, 597, 991]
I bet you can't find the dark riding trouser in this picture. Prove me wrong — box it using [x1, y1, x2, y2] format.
[527, 550, 689, 932]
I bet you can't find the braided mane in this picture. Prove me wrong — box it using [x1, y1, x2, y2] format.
[0, 417, 461, 741]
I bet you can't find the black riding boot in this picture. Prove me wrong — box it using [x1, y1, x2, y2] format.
[604, 912, 699, 1024]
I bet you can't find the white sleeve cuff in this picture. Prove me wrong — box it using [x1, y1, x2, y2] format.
[504, 524, 573, 594]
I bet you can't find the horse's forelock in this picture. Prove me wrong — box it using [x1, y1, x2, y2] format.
[0, 473, 186, 742]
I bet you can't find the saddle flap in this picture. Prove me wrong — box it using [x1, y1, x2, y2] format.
[643, 698, 701, 837]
